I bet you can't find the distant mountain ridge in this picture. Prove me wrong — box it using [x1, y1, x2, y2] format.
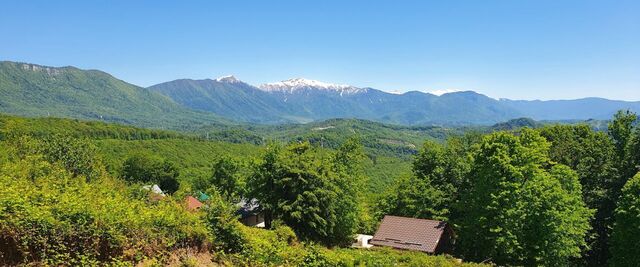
[151, 76, 526, 125]
[156, 75, 640, 125]
[1, 61, 639, 127]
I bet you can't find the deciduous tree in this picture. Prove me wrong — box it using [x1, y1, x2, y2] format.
[457, 129, 591, 266]
[610, 173, 640, 266]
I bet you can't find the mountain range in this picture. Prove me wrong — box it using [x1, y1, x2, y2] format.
[2, 61, 639, 128]
[150, 76, 640, 125]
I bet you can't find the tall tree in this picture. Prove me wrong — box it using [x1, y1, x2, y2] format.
[330, 136, 366, 239]
[457, 129, 592, 265]
[377, 134, 477, 222]
[610, 173, 640, 266]
[378, 141, 452, 221]
[625, 127, 640, 176]
[203, 156, 244, 201]
[609, 110, 638, 184]
[247, 141, 362, 246]
[539, 124, 618, 266]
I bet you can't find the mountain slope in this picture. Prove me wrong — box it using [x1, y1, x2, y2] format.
[0, 61, 222, 129]
[258, 79, 521, 125]
[148, 77, 301, 124]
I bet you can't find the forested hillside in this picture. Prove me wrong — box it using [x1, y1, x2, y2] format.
[0, 114, 415, 194]
[0, 61, 222, 129]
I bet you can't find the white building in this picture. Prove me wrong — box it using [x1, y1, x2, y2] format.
[352, 234, 374, 249]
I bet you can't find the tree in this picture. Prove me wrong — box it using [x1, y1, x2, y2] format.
[246, 142, 281, 229]
[457, 129, 592, 265]
[608, 110, 638, 189]
[608, 110, 637, 163]
[329, 136, 366, 242]
[121, 152, 180, 194]
[623, 127, 640, 184]
[378, 141, 451, 221]
[378, 134, 477, 222]
[247, 140, 363, 246]
[198, 156, 245, 201]
[539, 124, 618, 266]
[610, 173, 640, 266]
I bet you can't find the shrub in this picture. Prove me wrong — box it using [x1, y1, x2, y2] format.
[202, 191, 246, 253]
[0, 153, 208, 265]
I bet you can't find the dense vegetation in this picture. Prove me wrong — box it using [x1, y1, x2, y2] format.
[0, 137, 208, 265]
[2, 110, 640, 266]
[0, 115, 482, 266]
[376, 110, 640, 266]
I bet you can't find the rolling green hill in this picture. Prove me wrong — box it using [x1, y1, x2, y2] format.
[198, 118, 471, 158]
[0, 114, 417, 193]
[0, 61, 223, 129]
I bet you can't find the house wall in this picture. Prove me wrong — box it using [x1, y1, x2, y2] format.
[434, 226, 455, 254]
[241, 213, 264, 227]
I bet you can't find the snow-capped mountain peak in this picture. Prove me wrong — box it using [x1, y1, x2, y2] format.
[215, 75, 241, 83]
[259, 78, 366, 95]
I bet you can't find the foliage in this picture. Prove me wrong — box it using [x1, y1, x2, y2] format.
[225, 225, 486, 267]
[121, 152, 180, 194]
[38, 135, 106, 182]
[6, 110, 640, 266]
[610, 173, 640, 266]
[457, 129, 592, 266]
[202, 191, 246, 253]
[539, 124, 619, 265]
[608, 110, 639, 188]
[625, 127, 640, 181]
[491, 117, 540, 131]
[608, 110, 637, 163]
[0, 114, 182, 141]
[0, 141, 208, 265]
[247, 140, 363, 246]
[200, 156, 245, 201]
[376, 133, 478, 222]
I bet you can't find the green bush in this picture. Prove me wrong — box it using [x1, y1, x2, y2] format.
[202, 191, 246, 253]
[0, 150, 208, 265]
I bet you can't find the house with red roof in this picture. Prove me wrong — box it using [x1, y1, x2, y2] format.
[185, 195, 204, 211]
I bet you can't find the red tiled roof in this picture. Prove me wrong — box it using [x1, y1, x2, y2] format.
[370, 215, 448, 253]
[185, 196, 203, 211]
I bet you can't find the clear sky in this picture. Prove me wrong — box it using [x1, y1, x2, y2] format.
[1, 0, 638, 100]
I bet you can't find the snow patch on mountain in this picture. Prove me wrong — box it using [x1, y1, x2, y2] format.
[259, 78, 367, 95]
[427, 89, 462, 96]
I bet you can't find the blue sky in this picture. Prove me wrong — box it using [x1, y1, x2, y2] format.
[1, 0, 638, 100]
